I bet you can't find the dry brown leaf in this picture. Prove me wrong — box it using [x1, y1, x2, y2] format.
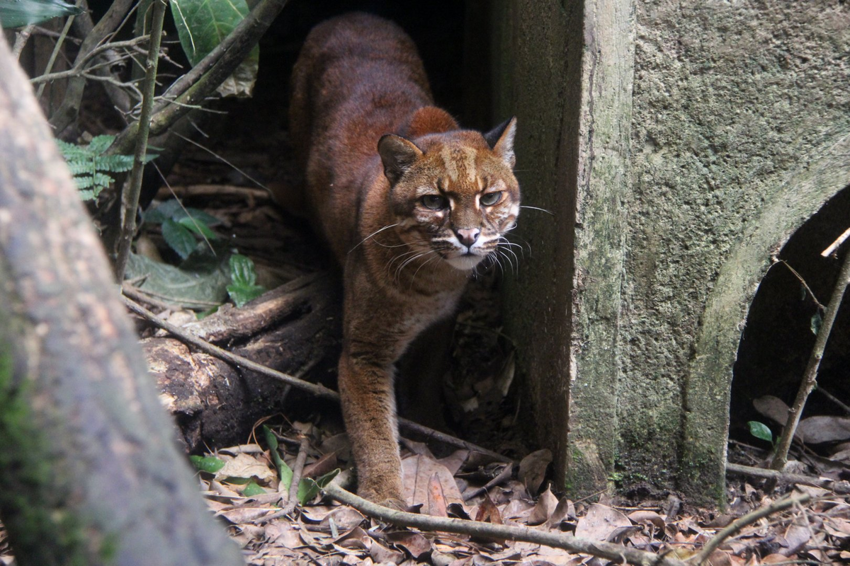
[501, 498, 535, 521]
[401, 437, 436, 458]
[438, 449, 470, 476]
[216, 453, 276, 483]
[781, 519, 811, 556]
[370, 539, 405, 564]
[544, 497, 575, 529]
[402, 454, 464, 510]
[527, 486, 560, 526]
[753, 395, 790, 425]
[217, 506, 274, 524]
[702, 514, 737, 529]
[263, 522, 302, 547]
[798, 416, 850, 444]
[302, 451, 339, 479]
[334, 525, 372, 550]
[386, 531, 433, 560]
[474, 493, 503, 525]
[317, 507, 366, 533]
[824, 517, 850, 537]
[628, 509, 665, 530]
[574, 503, 631, 541]
[428, 473, 449, 518]
[518, 449, 553, 495]
[707, 550, 733, 566]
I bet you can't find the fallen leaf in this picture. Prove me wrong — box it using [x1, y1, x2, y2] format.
[753, 395, 790, 425]
[334, 526, 371, 550]
[370, 539, 405, 564]
[574, 503, 631, 541]
[628, 509, 665, 530]
[438, 450, 470, 476]
[387, 531, 432, 560]
[402, 454, 464, 510]
[474, 493, 502, 524]
[428, 473, 449, 518]
[781, 519, 811, 556]
[317, 507, 365, 533]
[798, 416, 850, 444]
[518, 449, 552, 495]
[544, 497, 575, 529]
[216, 453, 276, 483]
[527, 486, 559, 525]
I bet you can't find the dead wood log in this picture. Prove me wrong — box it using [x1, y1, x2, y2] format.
[142, 273, 342, 451]
[0, 37, 242, 566]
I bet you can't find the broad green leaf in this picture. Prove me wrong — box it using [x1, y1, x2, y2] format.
[242, 480, 266, 497]
[0, 0, 83, 28]
[190, 455, 225, 473]
[747, 421, 773, 443]
[298, 469, 340, 505]
[162, 219, 198, 259]
[170, 0, 259, 97]
[178, 215, 219, 240]
[125, 252, 230, 309]
[227, 254, 266, 307]
[144, 200, 221, 227]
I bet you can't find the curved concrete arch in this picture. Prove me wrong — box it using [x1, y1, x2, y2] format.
[681, 132, 850, 500]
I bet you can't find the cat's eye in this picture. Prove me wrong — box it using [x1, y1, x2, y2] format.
[480, 192, 502, 206]
[420, 195, 448, 210]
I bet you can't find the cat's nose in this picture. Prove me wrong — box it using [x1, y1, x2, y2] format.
[454, 228, 480, 247]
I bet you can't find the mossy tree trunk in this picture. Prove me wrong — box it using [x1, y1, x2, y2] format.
[0, 35, 243, 566]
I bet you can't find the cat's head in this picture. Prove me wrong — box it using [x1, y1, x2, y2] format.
[378, 117, 520, 272]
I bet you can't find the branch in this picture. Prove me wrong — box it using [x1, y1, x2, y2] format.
[690, 492, 813, 565]
[30, 37, 150, 85]
[109, 0, 291, 155]
[113, 0, 167, 279]
[48, 0, 136, 133]
[771, 247, 850, 470]
[726, 462, 850, 494]
[121, 295, 512, 463]
[322, 482, 686, 566]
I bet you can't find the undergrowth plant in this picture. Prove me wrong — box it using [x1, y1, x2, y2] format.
[56, 135, 155, 201]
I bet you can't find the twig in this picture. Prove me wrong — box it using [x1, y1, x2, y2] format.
[256, 434, 311, 524]
[35, 0, 82, 100]
[777, 260, 824, 310]
[690, 493, 812, 565]
[821, 226, 850, 257]
[121, 283, 181, 311]
[109, 0, 291, 155]
[13, 25, 36, 60]
[121, 296, 512, 462]
[814, 385, 850, 415]
[323, 482, 686, 566]
[48, 0, 136, 133]
[30, 37, 150, 84]
[726, 462, 850, 494]
[114, 0, 166, 280]
[771, 247, 850, 470]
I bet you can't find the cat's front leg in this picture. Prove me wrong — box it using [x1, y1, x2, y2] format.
[338, 341, 405, 507]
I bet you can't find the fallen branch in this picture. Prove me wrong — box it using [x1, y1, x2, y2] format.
[322, 482, 686, 566]
[771, 247, 850, 470]
[821, 225, 850, 257]
[122, 295, 510, 462]
[690, 492, 812, 565]
[726, 462, 850, 494]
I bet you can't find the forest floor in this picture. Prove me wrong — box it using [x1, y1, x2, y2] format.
[2, 106, 850, 566]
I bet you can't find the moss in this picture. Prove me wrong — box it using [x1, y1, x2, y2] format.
[0, 335, 95, 564]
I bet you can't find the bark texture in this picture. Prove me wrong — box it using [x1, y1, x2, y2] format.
[0, 37, 242, 566]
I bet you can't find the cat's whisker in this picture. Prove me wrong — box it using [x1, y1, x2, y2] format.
[348, 223, 400, 254]
[409, 252, 439, 287]
[394, 250, 431, 283]
[498, 249, 517, 276]
[386, 249, 422, 279]
[520, 205, 554, 216]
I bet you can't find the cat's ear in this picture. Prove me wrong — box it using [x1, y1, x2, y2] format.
[484, 117, 517, 169]
[378, 134, 423, 185]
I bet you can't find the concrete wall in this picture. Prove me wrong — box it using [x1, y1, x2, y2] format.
[494, 0, 850, 504]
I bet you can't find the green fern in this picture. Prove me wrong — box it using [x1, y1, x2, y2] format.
[56, 135, 156, 201]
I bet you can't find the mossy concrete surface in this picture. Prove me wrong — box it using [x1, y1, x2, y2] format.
[493, 0, 850, 504]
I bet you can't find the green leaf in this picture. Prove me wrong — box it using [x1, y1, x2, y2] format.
[125, 252, 230, 309]
[297, 469, 340, 506]
[190, 455, 225, 474]
[263, 426, 293, 489]
[747, 421, 773, 443]
[227, 254, 266, 307]
[178, 215, 219, 240]
[161, 219, 198, 260]
[242, 480, 266, 497]
[0, 0, 83, 28]
[170, 0, 259, 97]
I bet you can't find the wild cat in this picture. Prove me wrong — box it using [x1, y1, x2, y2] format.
[286, 12, 520, 506]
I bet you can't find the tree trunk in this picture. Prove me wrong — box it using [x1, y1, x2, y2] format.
[0, 36, 242, 566]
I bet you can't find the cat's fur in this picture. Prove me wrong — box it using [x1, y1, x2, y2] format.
[287, 12, 520, 505]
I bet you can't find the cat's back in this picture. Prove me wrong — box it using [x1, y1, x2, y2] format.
[289, 13, 432, 167]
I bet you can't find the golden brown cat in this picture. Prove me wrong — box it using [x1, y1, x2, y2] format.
[288, 12, 519, 506]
